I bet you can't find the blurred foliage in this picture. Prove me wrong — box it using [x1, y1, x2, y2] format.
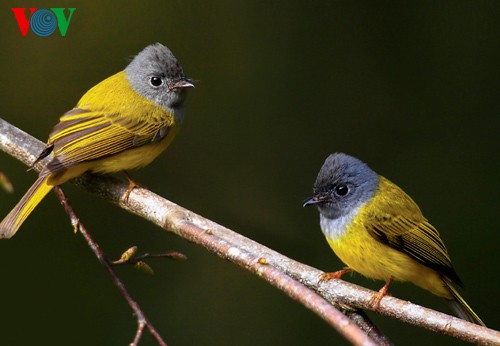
[0, 1, 498, 345]
[0, 172, 14, 193]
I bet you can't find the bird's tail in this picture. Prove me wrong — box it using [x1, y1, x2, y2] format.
[444, 279, 485, 326]
[0, 175, 53, 238]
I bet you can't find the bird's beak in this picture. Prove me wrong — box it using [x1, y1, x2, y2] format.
[167, 79, 195, 91]
[302, 195, 329, 207]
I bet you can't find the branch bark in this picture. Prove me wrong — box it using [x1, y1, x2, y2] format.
[1, 118, 499, 345]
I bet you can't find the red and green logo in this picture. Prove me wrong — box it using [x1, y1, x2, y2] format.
[12, 8, 76, 37]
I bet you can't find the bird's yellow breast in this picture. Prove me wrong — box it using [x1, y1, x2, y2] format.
[322, 179, 451, 298]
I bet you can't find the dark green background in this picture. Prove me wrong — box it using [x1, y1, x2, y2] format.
[0, 1, 498, 345]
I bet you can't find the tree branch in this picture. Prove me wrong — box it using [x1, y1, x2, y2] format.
[1, 118, 498, 345]
[53, 186, 168, 346]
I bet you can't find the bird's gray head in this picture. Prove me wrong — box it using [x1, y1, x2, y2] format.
[125, 43, 194, 112]
[303, 153, 379, 220]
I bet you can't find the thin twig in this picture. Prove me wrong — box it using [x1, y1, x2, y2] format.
[133, 323, 146, 346]
[134, 252, 187, 261]
[112, 247, 187, 266]
[53, 186, 168, 346]
[111, 247, 186, 275]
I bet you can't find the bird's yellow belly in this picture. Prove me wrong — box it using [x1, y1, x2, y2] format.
[326, 224, 450, 298]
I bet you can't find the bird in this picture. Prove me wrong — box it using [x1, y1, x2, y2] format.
[304, 152, 484, 326]
[0, 43, 193, 238]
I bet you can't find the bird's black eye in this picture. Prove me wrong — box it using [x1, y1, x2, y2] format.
[149, 76, 163, 87]
[334, 184, 349, 196]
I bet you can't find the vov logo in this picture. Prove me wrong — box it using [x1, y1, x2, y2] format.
[12, 8, 76, 37]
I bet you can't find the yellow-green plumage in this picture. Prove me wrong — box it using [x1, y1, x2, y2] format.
[307, 153, 484, 326]
[0, 43, 192, 239]
[326, 177, 456, 298]
[0, 176, 53, 236]
[47, 71, 180, 178]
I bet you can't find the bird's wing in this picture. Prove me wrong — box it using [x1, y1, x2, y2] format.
[39, 107, 172, 172]
[364, 178, 462, 286]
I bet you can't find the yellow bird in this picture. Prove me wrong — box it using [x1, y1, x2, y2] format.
[304, 152, 484, 326]
[0, 43, 193, 238]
